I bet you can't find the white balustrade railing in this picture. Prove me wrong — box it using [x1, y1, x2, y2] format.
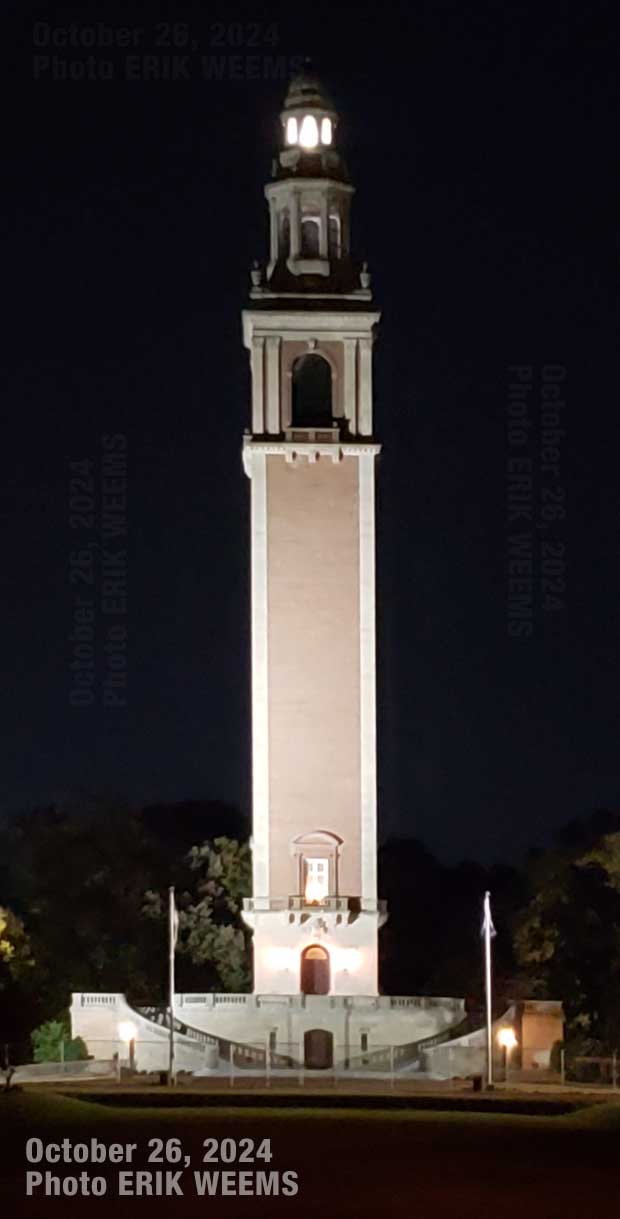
[78, 993, 119, 1007]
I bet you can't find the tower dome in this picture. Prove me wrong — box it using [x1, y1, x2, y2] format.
[283, 62, 335, 114]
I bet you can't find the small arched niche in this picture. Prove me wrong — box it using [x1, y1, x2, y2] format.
[292, 353, 332, 426]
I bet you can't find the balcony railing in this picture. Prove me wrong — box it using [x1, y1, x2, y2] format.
[243, 895, 387, 915]
[284, 425, 340, 444]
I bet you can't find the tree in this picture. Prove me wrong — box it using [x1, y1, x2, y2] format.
[0, 907, 34, 981]
[0, 906, 42, 1059]
[378, 839, 523, 1007]
[0, 798, 252, 1042]
[514, 829, 620, 1049]
[1, 802, 172, 1011]
[144, 837, 252, 993]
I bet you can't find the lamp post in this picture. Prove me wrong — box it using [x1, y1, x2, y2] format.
[497, 1026, 518, 1084]
[118, 1021, 137, 1074]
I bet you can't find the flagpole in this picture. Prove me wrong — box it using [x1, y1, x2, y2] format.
[168, 885, 176, 1087]
[483, 890, 493, 1089]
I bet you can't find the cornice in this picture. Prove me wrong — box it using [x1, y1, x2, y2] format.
[242, 309, 381, 348]
[242, 435, 381, 477]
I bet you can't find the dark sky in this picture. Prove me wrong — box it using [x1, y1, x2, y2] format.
[4, 1, 619, 864]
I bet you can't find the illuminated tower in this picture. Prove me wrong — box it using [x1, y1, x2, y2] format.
[242, 68, 386, 996]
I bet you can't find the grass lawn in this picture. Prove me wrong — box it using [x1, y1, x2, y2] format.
[2, 1089, 619, 1217]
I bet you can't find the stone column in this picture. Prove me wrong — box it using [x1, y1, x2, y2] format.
[359, 451, 377, 903]
[269, 201, 278, 270]
[250, 452, 270, 901]
[289, 191, 300, 259]
[343, 338, 357, 433]
[265, 336, 281, 433]
[251, 338, 265, 434]
[319, 192, 329, 258]
[358, 338, 373, 436]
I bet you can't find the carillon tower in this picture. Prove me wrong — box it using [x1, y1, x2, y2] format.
[70, 67, 482, 1073]
[242, 67, 386, 997]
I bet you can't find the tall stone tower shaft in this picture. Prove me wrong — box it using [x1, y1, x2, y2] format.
[241, 68, 386, 997]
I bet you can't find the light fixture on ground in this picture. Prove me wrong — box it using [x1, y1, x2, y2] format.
[497, 1026, 518, 1080]
[118, 1020, 137, 1070]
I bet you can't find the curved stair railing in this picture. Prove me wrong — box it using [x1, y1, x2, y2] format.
[345, 1013, 473, 1072]
[135, 1005, 294, 1069]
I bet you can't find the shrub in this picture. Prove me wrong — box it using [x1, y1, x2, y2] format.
[30, 1017, 88, 1063]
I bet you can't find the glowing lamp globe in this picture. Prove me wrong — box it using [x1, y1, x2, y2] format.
[118, 1021, 137, 1044]
[497, 1027, 518, 1050]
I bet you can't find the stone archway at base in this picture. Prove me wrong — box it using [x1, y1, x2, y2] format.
[304, 1028, 334, 1069]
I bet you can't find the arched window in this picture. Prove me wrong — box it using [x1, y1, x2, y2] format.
[299, 115, 319, 149]
[292, 354, 332, 426]
[300, 945, 330, 996]
[301, 216, 320, 258]
[320, 117, 333, 146]
[291, 829, 342, 899]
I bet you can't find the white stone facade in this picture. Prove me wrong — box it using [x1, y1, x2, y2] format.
[71, 993, 466, 1071]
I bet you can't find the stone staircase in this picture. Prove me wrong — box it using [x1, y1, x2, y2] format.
[136, 1005, 294, 1068]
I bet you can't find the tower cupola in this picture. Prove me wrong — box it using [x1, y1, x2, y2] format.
[252, 64, 370, 299]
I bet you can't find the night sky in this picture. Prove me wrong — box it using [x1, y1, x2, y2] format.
[4, 2, 619, 864]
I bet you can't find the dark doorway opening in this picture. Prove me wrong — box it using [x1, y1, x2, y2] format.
[304, 1028, 334, 1069]
[300, 944, 330, 995]
[292, 354, 332, 426]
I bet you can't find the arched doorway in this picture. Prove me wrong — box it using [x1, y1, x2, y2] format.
[292, 354, 332, 426]
[304, 1028, 333, 1069]
[300, 944, 330, 995]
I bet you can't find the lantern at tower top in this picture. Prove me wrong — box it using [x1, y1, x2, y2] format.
[280, 65, 338, 152]
[269, 61, 349, 186]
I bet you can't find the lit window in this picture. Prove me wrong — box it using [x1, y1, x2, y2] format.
[321, 117, 332, 145]
[305, 857, 329, 903]
[299, 115, 319, 149]
[286, 117, 298, 145]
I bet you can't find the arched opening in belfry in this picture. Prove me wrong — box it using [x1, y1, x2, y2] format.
[301, 216, 320, 257]
[291, 354, 332, 426]
[328, 213, 341, 257]
[300, 944, 330, 995]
